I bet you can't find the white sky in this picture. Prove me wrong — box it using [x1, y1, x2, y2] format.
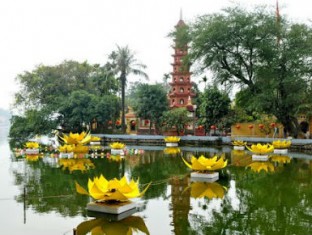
[1, 0, 311, 110]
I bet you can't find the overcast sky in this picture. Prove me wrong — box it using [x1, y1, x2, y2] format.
[1, 0, 311, 110]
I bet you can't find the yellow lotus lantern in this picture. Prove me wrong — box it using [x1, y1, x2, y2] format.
[164, 136, 180, 147]
[110, 142, 126, 155]
[25, 141, 40, 155]
[25, 141, 39, 149]
[75, 216, 149, 235]
[246, 143, 274, 161]
[76, 175, 150, 202]
[110, 142, 125, 149]
[247, 162, 275, 173]
[90, 136, 101, 147]
[232, 140, 247, 150]
[182, 155, 227, 172]
[190, 181, 226, 199]
[60, 131, 91, 145]
[182, 155, 227, 181]
[272, 140, 291, 154]
[91, 136, 101, 142]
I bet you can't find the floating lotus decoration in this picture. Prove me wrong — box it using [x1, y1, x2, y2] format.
[75, 216, 149, 235]
[247, 143, 274, 161]
[247, 162, 275, 173]
[110, 142, 126, 155]
[272, 140, 291, 154]
[232, 140, 246, 146]
[182, 155, 227, 172]
[91, 136, 101, 142]
[164, 136, 180, 147]
[75, 175, 151, 202]
[110, 142, 126, 149]
[60, 131, 91, 145]
[183, 155, 227, 181]
[25, 141, 40, 154]
[246, 143, 274, 155]
[190, 181, 226, 199]
[25, 141, 39, 149]
[232, 140, 247, 150]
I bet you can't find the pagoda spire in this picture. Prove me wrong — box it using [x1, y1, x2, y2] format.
[180, 8, 183, 21]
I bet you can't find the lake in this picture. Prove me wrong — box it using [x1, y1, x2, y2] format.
[1, 127, 311, 235]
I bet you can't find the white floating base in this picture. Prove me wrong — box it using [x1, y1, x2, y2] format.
[59, 152, 74, 158]
[166, 142, 178, 147]
[274, 149, 288, 154]
[86, 207, 137, 221]
[87, 201, 136, 214]
[90, 141, 101, 146]
[111, 149, 124, 155]
[234, 146, 245, 151]
[25, 149, 39, 155]
[191, 172, 219, 182]
[252, 154, 269, 161]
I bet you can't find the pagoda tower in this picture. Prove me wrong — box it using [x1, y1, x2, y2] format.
[168, 15, 195, 109]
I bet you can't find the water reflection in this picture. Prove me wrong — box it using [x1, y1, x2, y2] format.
[59, 158, 95, 173]
[6, 145, 312, 235]
[75, 215, 149, 235]
[189, 181, 226, 199]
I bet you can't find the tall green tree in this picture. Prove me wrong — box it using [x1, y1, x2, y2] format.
[133, 83, 169, 134]
[108, 46, 148, 133]
[189, 6, 312, 137]
[198, 86, 231, 134]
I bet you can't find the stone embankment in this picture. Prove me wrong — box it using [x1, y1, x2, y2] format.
[97, 134, 312, 151]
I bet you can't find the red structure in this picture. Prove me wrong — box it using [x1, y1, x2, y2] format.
[168, 16, 195, 109]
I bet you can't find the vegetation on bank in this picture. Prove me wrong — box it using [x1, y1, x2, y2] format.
[9, 5, 312, 141]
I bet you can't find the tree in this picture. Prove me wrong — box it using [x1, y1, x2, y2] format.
[12, 60, 121, 136]
[133, 83, 169, 134]
[108, 45, 148, 133]
[198, 86, 231, 134]
[161, 108, 192, 136]
[189, 6, 312, 137]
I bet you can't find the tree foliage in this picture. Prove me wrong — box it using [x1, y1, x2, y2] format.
[161, 108, 192, 136]
[11, 60, 121, 138]
[133, 83, 169, 133]
[198, 86, 231, 133]
[189, 6, 312, 137]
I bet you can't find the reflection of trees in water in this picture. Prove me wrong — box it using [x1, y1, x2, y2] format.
[190, 159, 312, 235]
[130, 150, 189, 199]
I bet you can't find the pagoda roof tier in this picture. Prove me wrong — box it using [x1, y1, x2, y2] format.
[171, 62, 183, 66]
[170, 72, 192, 76]
[168, 92, 196, 98]
[169, 82, 192, 86]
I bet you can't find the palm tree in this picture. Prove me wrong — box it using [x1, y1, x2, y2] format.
[110, 45, 148, 133]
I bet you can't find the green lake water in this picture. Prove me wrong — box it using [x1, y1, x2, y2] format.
[1, 128, 311, 235]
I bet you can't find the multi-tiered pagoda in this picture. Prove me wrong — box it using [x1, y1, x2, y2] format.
[168, 17, 195, 109]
